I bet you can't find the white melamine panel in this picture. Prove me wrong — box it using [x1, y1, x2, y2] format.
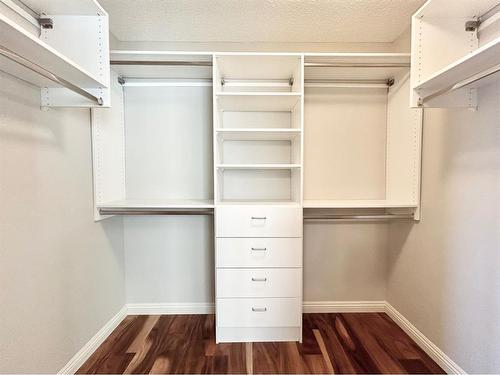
[216, 205, 302, 237]
[21, 0, 107, 15]
[91, 70, 125, 220]
[98, 199, 214, 209]
[221, 112, 292, 128]
[217, 93, 301, 112]
[216, 128, 301, 141]
[216, 298, 301, 328]
[216, 268, 301, 298]
[216, 327, 301, 343]
[304, 87, 387, 200]
[219, 169, 293, 202]
[216, 238, 302, 268]
[386, 75, 422, 208]
[220, 140, 292, 164]
[124, 85, 213, 200]
[303, 200, 418, 209]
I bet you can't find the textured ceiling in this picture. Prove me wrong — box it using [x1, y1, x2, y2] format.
[100, 0, 426, 43]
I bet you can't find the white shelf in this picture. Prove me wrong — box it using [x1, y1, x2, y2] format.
[415, 36, 500, 94]
[98, 199, 215, 210]
[0, 13, 107, 88]
[303, 200, 418, 209]
[217, 200, 301, 206]
[217, 164, 301, 170]
[216, 92, 301, 111]
[216, 128, 301, 141]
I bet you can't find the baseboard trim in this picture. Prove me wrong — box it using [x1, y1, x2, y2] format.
[127, 302, 215, 315]
[303, 300, 386, 313]
[58, 305, 127, 375]
[384, 303, 465, 374]
[59, 302, 464, 375]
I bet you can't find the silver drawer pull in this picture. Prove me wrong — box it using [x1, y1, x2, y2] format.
[251, 247, 267, 251]
[251, 277, 267, 282]
[251, 216, 267, 220]
[252, 307, 267, 312]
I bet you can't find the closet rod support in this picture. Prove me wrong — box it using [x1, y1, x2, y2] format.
[110, 60, 213, 67]
[465, 2, 500, 31]
[0, 45, 104, 106]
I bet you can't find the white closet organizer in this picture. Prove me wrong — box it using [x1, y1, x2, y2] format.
[411, 0, 500, 108]
[0, 0, 110, 107]
[303, 53, 423, 220]
[213, 54, 304, 343]
[91, 51, 422, 343]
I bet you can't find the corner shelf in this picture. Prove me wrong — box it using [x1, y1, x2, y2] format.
[303, 200, 418, 209]
[0, 14, 107, 88]
[216, 92, 301, 111]
[216, 128, 301, 141]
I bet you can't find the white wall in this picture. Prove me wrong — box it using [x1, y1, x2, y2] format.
[0, 72, 125, 373]
[387, 82, 500, 373]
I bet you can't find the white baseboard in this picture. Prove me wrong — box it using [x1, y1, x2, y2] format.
[127, 302, 215, 315]
[303, 300, 386, 313]
[59, 302, 464, 375]
[385, 303, 465, 374]
[58, 305, 127, 375]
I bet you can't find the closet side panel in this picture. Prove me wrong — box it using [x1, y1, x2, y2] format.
[91, 70, 126, 221]
[386, 75, 423, 214]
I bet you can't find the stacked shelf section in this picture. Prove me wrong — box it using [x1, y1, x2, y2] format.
[213, 54, 304, 204]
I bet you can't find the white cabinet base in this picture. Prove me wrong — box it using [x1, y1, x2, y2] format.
[216, 327, 301, 343]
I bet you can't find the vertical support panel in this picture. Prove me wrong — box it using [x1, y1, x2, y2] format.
[91, 70, 126, 221]
[387, 74, 423, 219]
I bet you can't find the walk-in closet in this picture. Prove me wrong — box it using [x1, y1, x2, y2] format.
[1, 0, 499, 374]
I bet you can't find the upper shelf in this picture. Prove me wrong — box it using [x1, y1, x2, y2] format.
[216, 92, 301, 111]
[415, 36, 500, 94]
[0, 13, 107, 88]
[303, 200, 418, 209]
[21, 0, 107, 15]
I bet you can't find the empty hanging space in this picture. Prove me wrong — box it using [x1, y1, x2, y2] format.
[93, 52, 214, 217]
[214, 54, 303, 205]
[411, 0, 500, 107]
[303, 53, 422, 218]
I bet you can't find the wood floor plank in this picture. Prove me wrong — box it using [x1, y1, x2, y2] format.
[77, 313, 445, 374]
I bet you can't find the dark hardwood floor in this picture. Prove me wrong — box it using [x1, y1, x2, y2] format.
[77, 313, 444, 374]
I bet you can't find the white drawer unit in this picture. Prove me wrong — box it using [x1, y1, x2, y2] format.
[216, 237, 302, 268]
[216, 298, 301, 328]
[215, 205, 303, 238]
[217, 268, 301, 298]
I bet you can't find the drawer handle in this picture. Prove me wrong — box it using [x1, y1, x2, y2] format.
[251, 277, 267, 282]
[251, 247, 267, 251]
[251, 216, 267, 220]
[252, 307, 267, 312]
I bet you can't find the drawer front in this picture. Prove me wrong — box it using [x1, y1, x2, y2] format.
[216, 238, 302, 268]
[217, 298, 301, 328]
[217, 268, 301, 298]
[216, 206, 302, 237]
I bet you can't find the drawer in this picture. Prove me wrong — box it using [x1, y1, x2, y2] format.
[216, 238, 302, 268]
[217, 298, 301, 328]
[216, 205, 302, 237]
[217, 268, 301, 298]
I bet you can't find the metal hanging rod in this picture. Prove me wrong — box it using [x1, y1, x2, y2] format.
[303, 214, 414, 221]
[99, 208, 214, 216]
[305, 78, 395, 87]
[419, 62, 500, 105]
[110, 60, 213, 67]
[465, 2, 500, 31]
[305, 62, 410, 68]
[0, 45, 104, 106]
